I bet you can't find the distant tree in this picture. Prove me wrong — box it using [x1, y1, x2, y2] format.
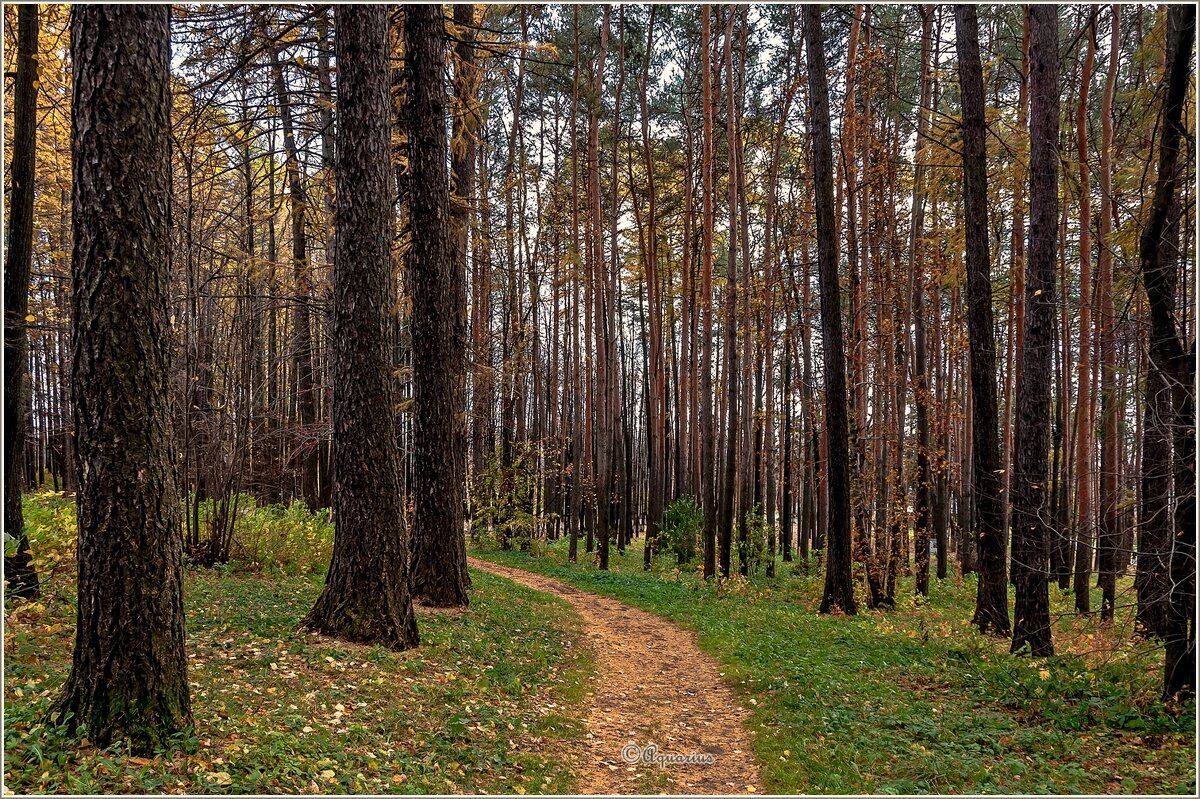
[4, 2, 42, 601]
[1096, 6, 1121, 623]
[700, 6, 719, 580]
[804, 4, 855, 616]
[54, 5, 192, 753]
[954, 4, 1009, 635]
[407, 2, 471, 607]
[301, 5, 420, 648]
[1071, 13, 1097, 617]
[1010, 4, 1059, 657]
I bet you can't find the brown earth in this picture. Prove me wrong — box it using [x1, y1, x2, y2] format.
[468, 558, 762, 795]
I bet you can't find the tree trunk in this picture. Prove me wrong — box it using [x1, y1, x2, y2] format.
[3, 2, 42, 601]
[955, 4, 1009, 635]
[55, 5, 192, 753]
[910, 5, 935, 597]
[1010, 3, 1059, 657]
[720, 9, 740, 580]
[271, 33, 319, 510]
[1072, 15, 1097, 617]
[1138, 4, 1195, 701]
[699, 6, 719, 580]
[1096, 6, 1121, 622]
[406, 3, 471, 607]
[302, 5, 421, 649]
[805, 5, 856, 616]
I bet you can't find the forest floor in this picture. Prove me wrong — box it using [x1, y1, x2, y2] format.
[5, 491, 1196, 795]
[5, 494, 595, 794]
[471, 538, 1197, 795]
[469, 557, 760, 794]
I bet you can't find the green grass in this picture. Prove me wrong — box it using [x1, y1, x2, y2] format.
[472, 538, 1197, 795]
[5, 493, 591, 795]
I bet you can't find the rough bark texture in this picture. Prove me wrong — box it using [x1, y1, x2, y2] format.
[1010, 4, 1059, 657]
[301, 5, 420, 647]
[955, 4, 1009, 635]
[1138, 4, 1195, 700]
[55, 5, 193, 753]
[4, 2, 42, 601]
[405, 3, 471, 607]
[805, 5, 856, 616]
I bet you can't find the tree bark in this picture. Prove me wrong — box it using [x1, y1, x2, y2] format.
[955, 4, 1009, 635]
[1096, 6, 1121, 622]
[1072, 15, 1097, 617]
[301, 5, 421, 648]
[3, 2, 42, 601]
[1010, 3, 1059, 657]
[1138, 4, 1195, 700]
[55, 5, 192, 752]
[699, 5, 718, 580]
[910, 5, 935, 597]
[406, 2, 471, 607]
[805, 5, 856, 615]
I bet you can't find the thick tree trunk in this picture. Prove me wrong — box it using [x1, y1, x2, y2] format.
[955, 4, 1009, 635]
[1010, 4, 1059, 657]
[406, 3, 471, 607]
[301, 5, 420, 648]
[805, 5, 856, 616]
[3, 3, 42, 601]
[55, 5, 192, 753]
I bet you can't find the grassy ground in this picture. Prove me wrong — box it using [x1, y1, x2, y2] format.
[4, 492, 591, 794]
[473, 537, 1197, 795]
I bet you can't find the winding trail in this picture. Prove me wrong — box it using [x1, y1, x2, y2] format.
[468, 557, 762, 795]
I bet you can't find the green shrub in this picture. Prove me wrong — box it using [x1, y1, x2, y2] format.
[19, 491, 334, 578]
[659, 496, 703, 565]
[738, 503, 770, 577]
[471, 450, 543, 551]
[232, 499, 334, 576]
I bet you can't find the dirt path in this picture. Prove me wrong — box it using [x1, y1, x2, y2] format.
[468, 558, 762, 795]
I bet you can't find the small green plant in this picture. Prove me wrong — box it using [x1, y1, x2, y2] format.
[738, 503, 770, 577]
[471, 450, 545, 551]
[658, 496, 703, 565]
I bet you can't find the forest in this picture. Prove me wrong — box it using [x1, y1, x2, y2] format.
[2, 3, 1197, 795]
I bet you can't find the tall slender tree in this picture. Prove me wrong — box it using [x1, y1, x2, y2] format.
[55, 5, 192, 752]
[301, 5, 420, 648]
[805, 5, 855, 615]
[1139, 4, 1195, 700]
[1096, 6, 1121, 623]
[955, 4, 1009, 635]
[700, 5, 719, 580]
[4, 2, 42, 600]
[1011, 3, 1060, 657]
[1072, 13, 1097, 616]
